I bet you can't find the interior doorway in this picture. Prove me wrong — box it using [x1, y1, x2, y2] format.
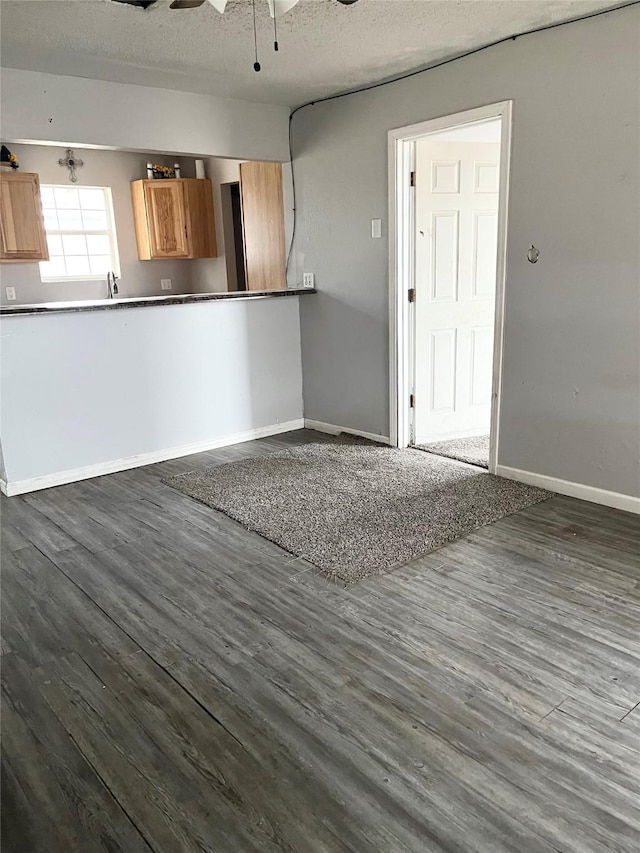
[389, 102, 512, 474]
[220, 182, 247, 292]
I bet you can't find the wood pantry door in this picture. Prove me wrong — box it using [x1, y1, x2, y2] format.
[239, 161, 286, 291]
[414, 140, 500, 442]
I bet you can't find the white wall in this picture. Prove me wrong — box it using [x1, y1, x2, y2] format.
[1, 68, 290, 162]
[0, 68, 302, 493]
[291, 5, 640, 500]
[0, 298, 303, 490]
[1, 69, 294, 303]
[1, 143, 199, 304]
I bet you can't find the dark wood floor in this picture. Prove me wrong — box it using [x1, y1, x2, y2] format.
[2, 430, 639, 853]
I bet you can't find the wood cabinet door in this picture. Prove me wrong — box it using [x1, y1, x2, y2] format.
[143, 181, 190, 259]
[183, 179, 217, 259]
[239, 161, 286, 291]
[0, 172, 49, 261]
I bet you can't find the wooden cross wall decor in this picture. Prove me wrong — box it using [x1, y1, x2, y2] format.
[58, 148, 84, 183]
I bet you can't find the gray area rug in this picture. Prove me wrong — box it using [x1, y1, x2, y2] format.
[164, 437, 550, 584]
[416, 435, 490, 469]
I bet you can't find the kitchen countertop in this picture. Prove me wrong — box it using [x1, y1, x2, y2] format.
[0, 288, 316, 317]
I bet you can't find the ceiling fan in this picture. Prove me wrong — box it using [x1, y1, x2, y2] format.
[112, 0, 360, 13]
[112, 0, 361, 70]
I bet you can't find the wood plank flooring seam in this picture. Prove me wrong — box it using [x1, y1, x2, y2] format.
[536, 697, 571, 722]
[56, 715, 158, 853]
[34, 542, 255, 758]
[620, 701, 640, 723]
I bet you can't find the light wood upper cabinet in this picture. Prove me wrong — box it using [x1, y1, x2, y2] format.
[131, 178, 217, 260]
[140, 180, 189, 259]
[239, 161, 286, 291]
[0, 172, 49, 263]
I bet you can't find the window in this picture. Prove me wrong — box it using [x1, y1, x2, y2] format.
[39, 185, 120, 281]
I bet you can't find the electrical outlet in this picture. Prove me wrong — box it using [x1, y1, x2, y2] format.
[5, 287, 16, 301]
[302, 273, 315, 289]
[371, 218, 382, 239]
[161, 279, 172, 291]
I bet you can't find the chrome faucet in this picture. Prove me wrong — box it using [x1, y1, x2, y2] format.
[106, 271, 119, 299]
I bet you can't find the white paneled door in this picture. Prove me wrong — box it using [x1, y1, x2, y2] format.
[414, 140, 500, 443]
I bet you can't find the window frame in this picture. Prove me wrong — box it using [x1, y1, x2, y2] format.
[39, 184, 121, 283]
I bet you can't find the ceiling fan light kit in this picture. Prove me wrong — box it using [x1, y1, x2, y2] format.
[115, 0, 360, 71]
[207, 0, 300, 16]
[169, 1, 355, 15]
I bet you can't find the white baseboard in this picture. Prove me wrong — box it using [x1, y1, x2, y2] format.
[304, 419, 390, 445]
[6, 425, 634, 517]
[1, 419, 305, 497]
[496, 465, 640, 515]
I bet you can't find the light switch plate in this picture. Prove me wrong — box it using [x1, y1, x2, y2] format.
[161, 279, 172, 291]
[371, 218, 382, 239]
[302, 273, 315, 289]
[5, 287, 16, 301]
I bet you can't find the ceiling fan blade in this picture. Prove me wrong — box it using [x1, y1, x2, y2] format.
[170, 0, 206, 7]
[111, 0, 157, 9]
[267, 0, 300, 18]
[206, 0, 228, 12]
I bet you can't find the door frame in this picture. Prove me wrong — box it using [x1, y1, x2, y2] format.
[388, 101, 513, 473]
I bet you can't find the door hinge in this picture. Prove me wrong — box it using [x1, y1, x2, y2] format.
[410, 393, 415, 409]
[408, 288, 416, 303]
[410, 171, 416, 187]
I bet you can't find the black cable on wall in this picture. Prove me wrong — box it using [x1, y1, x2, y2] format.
[285, 0, 640, 278]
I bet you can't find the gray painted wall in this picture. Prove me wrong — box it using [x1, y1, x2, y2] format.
[0, 297, 303, 484]
[291, 5, 640, 498]
[189, 157, 244, 294]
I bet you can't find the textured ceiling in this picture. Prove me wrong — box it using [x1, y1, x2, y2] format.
[0, 0, 629, 106]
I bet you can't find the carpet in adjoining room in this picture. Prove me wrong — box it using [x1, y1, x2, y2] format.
[164, 436, 550, 584]
[416, 434, 490, 469]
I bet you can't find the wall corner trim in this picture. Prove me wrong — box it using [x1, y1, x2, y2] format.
[1, 420, 305, 496]
[495, 465, 640, 515]
[304, 419, 390, 445]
